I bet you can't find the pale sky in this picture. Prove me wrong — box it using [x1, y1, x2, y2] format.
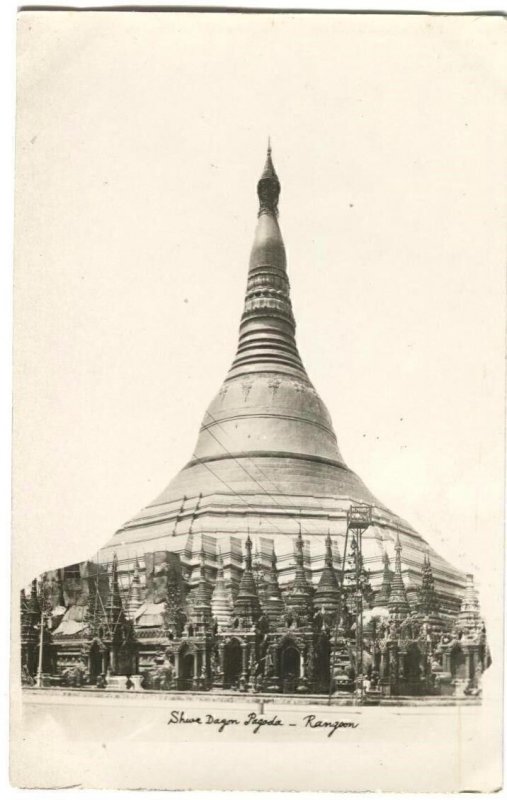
[14, 12, 506, 635]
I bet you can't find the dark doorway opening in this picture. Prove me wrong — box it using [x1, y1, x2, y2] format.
[181, 652, 195, 679]
[404, 644, 422, 682]
[314, 636, 330, 692]
[223, 639, 242, 689]
[177, 647, 195, 690]
[450, 646, 468, 680]
[117, 644, 134, 676]
[280, 644, 300, 692]
[89, 641, 103, 684]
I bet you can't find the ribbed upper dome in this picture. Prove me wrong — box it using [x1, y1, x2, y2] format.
[195, 146, 344, 467]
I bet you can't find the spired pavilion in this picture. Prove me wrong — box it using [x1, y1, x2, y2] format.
[20, 147, 490, 698]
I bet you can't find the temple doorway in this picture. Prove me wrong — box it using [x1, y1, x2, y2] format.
[403, 644, 422, 682]
[117, 643, 135, 676]
[280, 643, 300, 692]
[450, 645, 467, 680]
[180, 651, 195, 683]
[314, 636, 330, 692]
[223, 639, 242, 688]
[89, 641, 103, 683]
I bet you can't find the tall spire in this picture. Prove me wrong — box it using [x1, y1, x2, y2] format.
[211, 549, 232, 630]
[264, 547, 285, 625]
[417, 551, 440, 616]
[233, 535, 261, 625]
[126, 558, 143, 620]
[227, 145, 308, 381]
[195, 541, 212, 606]
[107, 553, 123, 629]
[456, 573, 482, 636]
[376, 550, 392, 607]
[314, 533, 340, 615]
[388, 534, 409, 617]
[253, 542, 268, 607]
[286, 526, 313, 625]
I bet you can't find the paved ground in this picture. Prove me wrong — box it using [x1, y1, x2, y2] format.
[13, 689, 498, 792]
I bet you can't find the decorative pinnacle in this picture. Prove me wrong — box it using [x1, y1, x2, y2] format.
[388, 532, 409, 615]
[257, 142, 280, 217]
[245, 535, 253, 570]
[394, 534, 403, 576]
[325, 532, 333, 567]
[295, 524, 305, 565]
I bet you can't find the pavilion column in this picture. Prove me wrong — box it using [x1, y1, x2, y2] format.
[380, 648, 389, 680]
[202, 646, 209, 681]
[218, 643, 225, 673]
[192, 650, 200, 689]
[240, 642, 248, 691]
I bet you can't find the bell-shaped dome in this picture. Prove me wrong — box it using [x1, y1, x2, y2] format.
[99, 146, 466, 618]
[189, 145, 347, 475]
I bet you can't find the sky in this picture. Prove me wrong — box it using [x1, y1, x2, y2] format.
[13, 12, 506, 637]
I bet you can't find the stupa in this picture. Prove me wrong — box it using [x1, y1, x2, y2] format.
[93, 144, 466, 616]
[23, 145, 488, 698]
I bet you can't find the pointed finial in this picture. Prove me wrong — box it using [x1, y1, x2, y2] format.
[325, 532, 333, 567]
[294, 526, 305, 567]
[258, 143, 280, 217]
[296, 524, 304, 551]
[245, 535, 253, 570]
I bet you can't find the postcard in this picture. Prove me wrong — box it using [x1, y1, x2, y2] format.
[11, 9, 505, 792]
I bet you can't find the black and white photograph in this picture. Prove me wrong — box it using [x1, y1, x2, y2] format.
[10, 8, 506, 792]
